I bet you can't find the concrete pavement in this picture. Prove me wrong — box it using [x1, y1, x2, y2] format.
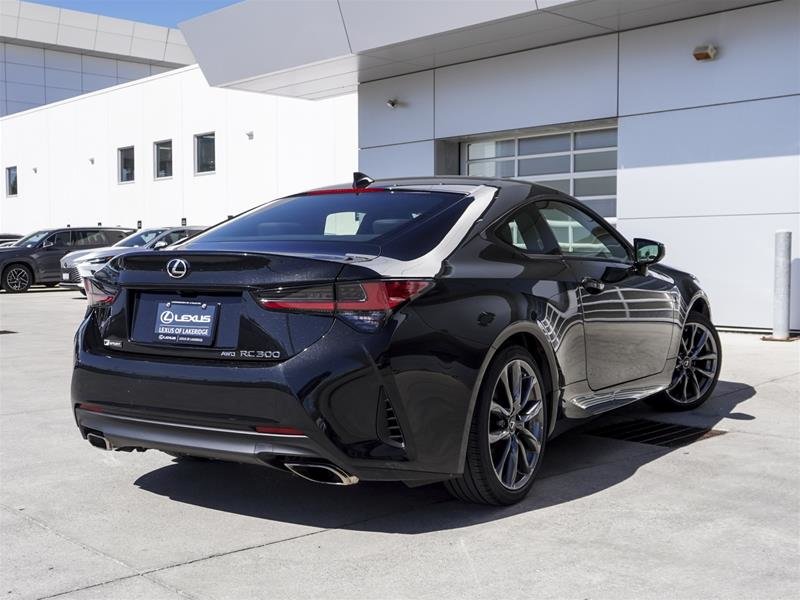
[1, 288, 798, 599]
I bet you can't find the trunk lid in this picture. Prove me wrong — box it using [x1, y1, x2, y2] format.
[97, 250, 360, 362]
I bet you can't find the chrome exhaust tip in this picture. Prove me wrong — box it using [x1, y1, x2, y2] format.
[86, 432, 112, 451]
[284, 462, 359, 486]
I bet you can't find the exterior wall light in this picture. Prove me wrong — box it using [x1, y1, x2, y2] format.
[32, 167, 38, 173]
[386, 99, 398, 109]
[246, 131, 254, 140]
[89, 157, 95, 164]
[693, 44, 717, 61]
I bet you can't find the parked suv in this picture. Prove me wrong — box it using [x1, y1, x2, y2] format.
[0, 227, 133, 293]
[61, 226, 206, 292]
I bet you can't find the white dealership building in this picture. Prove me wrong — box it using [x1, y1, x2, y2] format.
[2, 0, 799, 332]
[0, 1, 358, 234]
[178, 0, 799, 332]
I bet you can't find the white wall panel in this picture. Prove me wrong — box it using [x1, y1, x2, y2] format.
[5, 62, 44, 85]
[359, 141, 435, 178]
[45, 67, 82, 90]
[617, 214, 800, 330]
[5, 43, 44, 66]
[618, 96, 800, 219]
[81, 55, 116, 76]
[619, 0, 800, 115]
[434, 34, 618, 139]
[81, 73, 116, 92]
[6, 82, 44, 104]
[358, 70, 434, 148]
[44, 49, 81, 71]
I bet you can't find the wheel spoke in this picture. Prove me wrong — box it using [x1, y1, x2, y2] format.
[692, 330, 709, 356]
[519, 400, 542, 423]
[494, 437, 512, 473]
[490, 400, 510, 417]
[488, 429, 511, 444]
[505, 439, 519, 486]
[695, 367, 715, 379]
[519, 374, 536, 409]
[517, 443, 531, 475]
[498, 369, 514, 412]
[688, 323, 698, 351]
[511, 361, 522, 410]
[690, 371, 702, 398]
[695, 353, 717, 362]
[517, 427, 541, 454]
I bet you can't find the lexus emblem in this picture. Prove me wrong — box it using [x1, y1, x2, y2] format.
[166, 258, 189, 279]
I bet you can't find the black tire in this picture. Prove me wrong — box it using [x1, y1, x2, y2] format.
[648, 311, 722, 411]
[445, 345, 548, 505]
[2, 263, 33, 293]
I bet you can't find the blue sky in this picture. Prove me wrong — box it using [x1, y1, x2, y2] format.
[35, 0, 241, 27]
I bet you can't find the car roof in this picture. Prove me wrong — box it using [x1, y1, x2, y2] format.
[309, 175, 555, 197]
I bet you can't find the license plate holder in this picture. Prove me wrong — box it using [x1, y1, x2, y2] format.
[153, 301, 218, 346]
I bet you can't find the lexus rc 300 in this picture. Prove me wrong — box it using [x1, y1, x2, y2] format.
[71, 175, 721, 505]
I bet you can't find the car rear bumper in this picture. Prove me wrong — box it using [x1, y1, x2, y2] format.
[71, 314, 471, 483]
[75, 408, 329, 466]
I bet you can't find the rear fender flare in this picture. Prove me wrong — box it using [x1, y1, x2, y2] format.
[455, 321, 561, 474]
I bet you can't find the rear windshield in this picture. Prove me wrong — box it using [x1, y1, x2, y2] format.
[193, 190, 466, 245]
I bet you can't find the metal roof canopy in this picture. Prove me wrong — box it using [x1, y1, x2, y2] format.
[180, 0, 771, 100]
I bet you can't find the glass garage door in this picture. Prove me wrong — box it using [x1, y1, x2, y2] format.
[462, 126, 618, 219]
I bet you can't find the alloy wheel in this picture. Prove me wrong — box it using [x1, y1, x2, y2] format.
[666, 321, 719, 404]
[5, 267, 30, 291]
[488, 359, 545, 490]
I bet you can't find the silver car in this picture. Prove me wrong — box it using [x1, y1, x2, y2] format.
[61, 227, 205, 292]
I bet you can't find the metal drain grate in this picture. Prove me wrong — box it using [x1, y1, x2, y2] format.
[587, 419, 725, 448]
[0, 330, 17, 335]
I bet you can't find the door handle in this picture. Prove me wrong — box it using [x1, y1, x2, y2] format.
[581, 277, 605, 294]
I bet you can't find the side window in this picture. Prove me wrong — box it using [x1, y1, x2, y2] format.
[324, 212, 364, 236]
[107, 230, 128, 242]
[73, 230, 106, 247]
[494, 203, 557, 254]
[160, 230, 187, 245]
[538, 201, 629, 261]
[48, 231, 72, 247]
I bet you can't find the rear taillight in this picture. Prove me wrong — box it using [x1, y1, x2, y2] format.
[257, 280, 432, 332]
[84, 278, 117, 307]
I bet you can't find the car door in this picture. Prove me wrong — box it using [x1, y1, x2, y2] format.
[488, 200, 587, 387]
[35, 230, 73, 280]
[537, 199, 677, 391]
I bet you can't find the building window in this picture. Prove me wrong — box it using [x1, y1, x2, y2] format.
[154, 140, 173, 179]
[194, 132, 215, 174]
[6, 167, 18, 196]
[462, 125, 618, 219]
[118, 146, 135, 183]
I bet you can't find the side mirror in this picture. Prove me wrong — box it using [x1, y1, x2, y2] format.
[152, 240, 168, 249]
[42, 240, 55, 248]
[634, 238, 665, 266]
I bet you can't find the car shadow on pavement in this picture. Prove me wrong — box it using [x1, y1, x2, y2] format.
[134, 380, 755, 533]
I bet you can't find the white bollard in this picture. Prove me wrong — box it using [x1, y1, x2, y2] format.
[772, 230, 792, 341]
